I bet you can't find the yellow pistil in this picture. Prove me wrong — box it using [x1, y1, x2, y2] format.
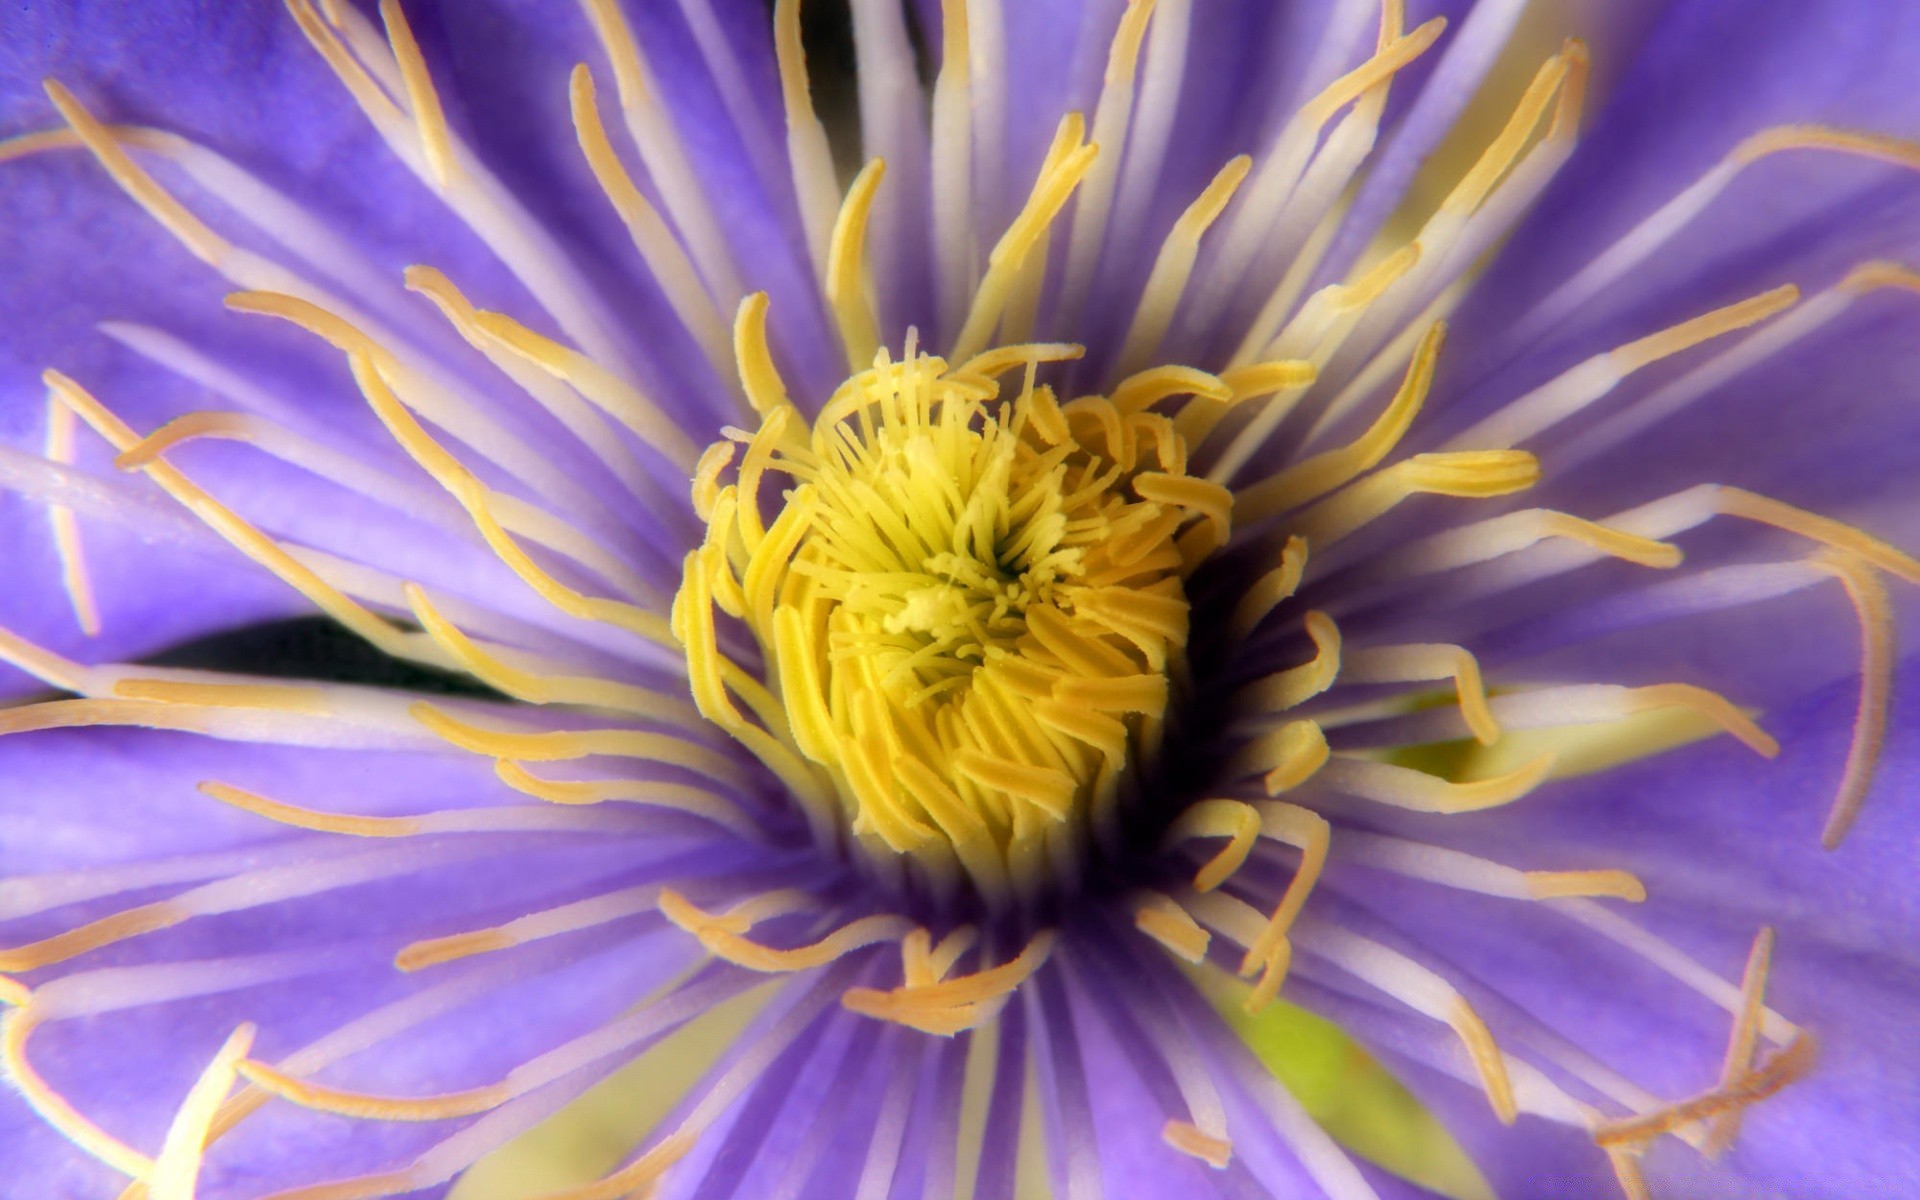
[677, 309, 1232, 900]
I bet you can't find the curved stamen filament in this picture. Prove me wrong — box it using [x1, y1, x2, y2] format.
[1165, 799, 1263, 892]
[826, 158, 888, 370]
[408, 702, 742, 780]
[403, 584, 696, 722]
[492, 760, 758, 835]
[3, 1008, 155, 1178]
[658, 888, 912, 972]
[1593, 1031, 1817, 1149]
[842, 931, 1057, 1036]
[1291, 451, 1541, 551]
[1133, 891, 1212, 962]
[1517, 124, 1920, 347]
[951, 114, 1099, 361]
[377, 0, 454, 189]
[1116, 154, 1253, 376]
[1340, 641, 1501, 746]
[1226, 719, 1331, 796]
[43, 370, 429, 667]
[239, 1058, 509, 1121]
[1807, 552, 1894, 848]
[1230, 536, 1310, 642]
[1237, 612, 1341, 713]
[1225, 320, 1443, 506]
[42, 396, 100, 636]
[151, 1023, 255, 1200]
[1316, 752, 1558, 814]
[1238, 801, 1330, 1007]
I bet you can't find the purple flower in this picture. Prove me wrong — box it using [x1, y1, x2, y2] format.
[3, 1, 1919, 1197]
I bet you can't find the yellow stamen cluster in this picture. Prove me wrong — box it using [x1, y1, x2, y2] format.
[675, 334, 1231, 901]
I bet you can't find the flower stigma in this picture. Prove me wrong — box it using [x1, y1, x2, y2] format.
[677, 315, 1237, 908]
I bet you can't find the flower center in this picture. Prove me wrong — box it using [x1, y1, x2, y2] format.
[675, 330, 1232, 905]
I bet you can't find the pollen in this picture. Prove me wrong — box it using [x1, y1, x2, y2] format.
[676, 312, 1230, 902]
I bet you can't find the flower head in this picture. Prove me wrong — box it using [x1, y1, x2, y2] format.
[4, 2, 1920, 1198]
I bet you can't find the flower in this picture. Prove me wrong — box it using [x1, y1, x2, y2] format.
[4, 0, 1920, 1197]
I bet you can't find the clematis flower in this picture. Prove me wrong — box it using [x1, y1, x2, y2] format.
[5, 0, 1920, 1197]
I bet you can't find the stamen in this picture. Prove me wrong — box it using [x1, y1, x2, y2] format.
[492, 760, 757, 836]
[1290, 450, 1540, 550]
[1606, 1148, 1653, 1200]
[827, 159, 888, 370]
[1315, 752, 1558, 814]
[578, 0, 743, 301]
[404, 583, 697, 722]
[330, 349, 679, 647]
[732, 292, 793, 417]
[925, 927, 981, 983]
[43, 81, 230, 266]
[395, 883, 664, 970]
[198, 781, 422, 837]
[929, 0, 976, 335]
[1198, 9, 1439, 346]
[1807, 552, 1893, 848]
[899, 926, 981, 987]
[1236, 612, 1341, 713]
[377, 0, 454, 189]
[239, 1058, 509, 1121]
[659, 890, 913, 973]
[1229, 320, 1444, 513]
[773, 0, 841, 282]
[3, 1008, 156, 1178]
[408, 702, 744, 781]
[1238, 800, 1329, 1010]
[1162, 1119, 1233, 1169]
[151, 1023, 255, 1200]
[1516, 125, 1920, 346]
[1449, 285, 1799, 451]
[1704, 927, 1776, 1156]
[1132, 891, 1212, 963]
[41, 372, 424, 666]
[1112, 365, 1231, 421]
[1165, 799, 1264, 892]
[1592, 1031, 1817, 1148]
[951, 114, 1099, 361]
[567, 65, 735, 386]
[0, 696, 310, 744]
[1116, 154, 1252, 375]
[1226, 719, 1330, 796]
[1713, 486, 1920, 586]
[842, 932, 1057, 1035]
[112, 408, 444, 526]
[113, 679, 330, 715]
[0, 625, 91, 693]
[1553, 900, 1796, 1044]
[1300, 924, 1519, 1123]
[403, 267, 687, 506]
[1332, 831, 1646, 903]
[1339, 640, 1501, 745]
[467, 306, 701, 472]
[1055, 0, 1161, 323]
[1230, 536, 1310, 642]
[1434, 51, 1575, 223]
[1370, 508, 1684, 581]
[42, 396, 100, 636]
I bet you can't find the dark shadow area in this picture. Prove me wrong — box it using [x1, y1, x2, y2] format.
[146, 616, 502, 698]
